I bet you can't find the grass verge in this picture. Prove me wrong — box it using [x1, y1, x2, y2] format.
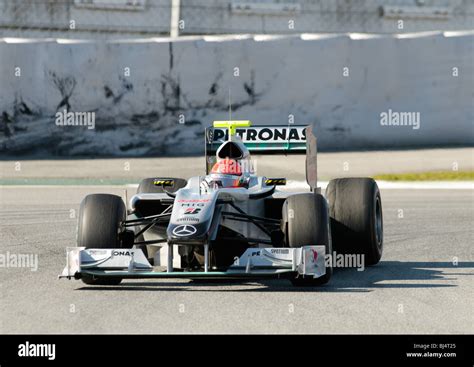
[374, 171, 474, 181]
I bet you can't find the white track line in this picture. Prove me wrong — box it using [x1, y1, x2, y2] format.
[2, 181, 473, 190]
[127, 180, 472, 190]
[283, 180, 474, 190]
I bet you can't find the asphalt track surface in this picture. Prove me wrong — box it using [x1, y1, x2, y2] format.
[1, 184, 473, 334]
[1, 147, 472, 184]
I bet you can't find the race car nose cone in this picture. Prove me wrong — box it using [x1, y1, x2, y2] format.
[172, 225, 197, 236]
[167, 222, 209, 245]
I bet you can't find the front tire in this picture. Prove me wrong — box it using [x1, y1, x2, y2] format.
[77, 194, 127, 285]
[282, 193, 332, 286]
[135, 177, 186, 260]
[326, 178, 383, 266]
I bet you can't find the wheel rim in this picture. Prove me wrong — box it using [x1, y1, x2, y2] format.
[375, 197, 383, 245]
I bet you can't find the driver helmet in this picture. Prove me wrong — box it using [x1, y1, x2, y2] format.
[208, 158, 246, 188]
[211, 157, 242, 176]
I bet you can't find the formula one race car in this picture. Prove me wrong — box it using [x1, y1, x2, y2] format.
[60, 121, 383, 286]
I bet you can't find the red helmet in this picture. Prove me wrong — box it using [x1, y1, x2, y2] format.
[210, 158, 242, 176]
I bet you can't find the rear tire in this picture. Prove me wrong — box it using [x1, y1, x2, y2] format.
[137, 177, 187, 194]
[326, 178, 383, 266]
[282, 193, 332, 286]
[77, 194, 127, 285]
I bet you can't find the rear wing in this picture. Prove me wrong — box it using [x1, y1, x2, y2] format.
[205, 124, 318, 190]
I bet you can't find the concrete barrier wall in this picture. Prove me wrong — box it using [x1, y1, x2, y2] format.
[0, 32, 472, 156]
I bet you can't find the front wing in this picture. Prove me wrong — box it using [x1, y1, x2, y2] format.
[59, 246, 326, 280]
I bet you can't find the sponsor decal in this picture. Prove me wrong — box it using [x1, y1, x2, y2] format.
[177, 217, 200, 222]
[181, 203, 205, 207]
[177, 199, 210, 203]
[212, 127, 306, 143]
[172, 225, 197, 237]
[112, 250, 134, 257]
[250, 251, 261, 256]
[88, 250, 108, 255]
[206, 128, 214, 144]
[270, 249, 290, 255]
[184, 207, 201, 214]
[263, 249, 292, 263]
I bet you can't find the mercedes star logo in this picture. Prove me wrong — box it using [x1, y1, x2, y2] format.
[172, 225, 197, 237]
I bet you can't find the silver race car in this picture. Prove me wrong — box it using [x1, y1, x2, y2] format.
[60, 121, 383, 286]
